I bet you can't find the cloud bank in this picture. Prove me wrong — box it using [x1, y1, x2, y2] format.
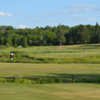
[0, 11, 13, 16]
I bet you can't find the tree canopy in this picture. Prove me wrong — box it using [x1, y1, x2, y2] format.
[0, 23, 100, 47]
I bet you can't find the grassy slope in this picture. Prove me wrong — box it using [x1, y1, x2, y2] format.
[0, 84, 100, 100]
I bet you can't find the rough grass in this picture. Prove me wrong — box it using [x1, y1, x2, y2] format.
[1, 44, 100, 63]
[0, 83, 100, 100]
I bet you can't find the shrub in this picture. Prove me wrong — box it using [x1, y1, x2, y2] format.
[0, 78, 7, 83]
[15, 78, 32, 84]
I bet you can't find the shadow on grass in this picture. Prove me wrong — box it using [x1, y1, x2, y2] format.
[52, 73, 100, 83]
[1, 73, 100, 84]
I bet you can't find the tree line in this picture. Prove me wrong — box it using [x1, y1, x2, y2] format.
[0, 23, 100, 47]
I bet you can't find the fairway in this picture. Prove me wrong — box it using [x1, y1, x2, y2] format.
[0, 63, 100, 76]
[0, 84, 100, 100]
[0, 45, 100, 100]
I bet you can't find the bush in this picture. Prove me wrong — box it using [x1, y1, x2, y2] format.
[0, 78, 7, 83]
[15, 78, 32, 84]
[54, 78, 63, 83]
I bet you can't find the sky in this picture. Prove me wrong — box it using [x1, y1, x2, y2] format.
[0, 0, 99, 28]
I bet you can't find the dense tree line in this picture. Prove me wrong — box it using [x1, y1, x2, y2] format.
[0, 23, 100, 47]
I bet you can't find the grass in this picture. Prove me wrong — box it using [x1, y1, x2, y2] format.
[0, 63, 100, 77]
[0, 83, 100, 100]
[0, 44, 100, 99]
[1, 44, 100, 63]
[0, 63, 100, 84]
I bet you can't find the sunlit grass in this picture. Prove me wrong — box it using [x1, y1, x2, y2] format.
[0, 83, 100, 100]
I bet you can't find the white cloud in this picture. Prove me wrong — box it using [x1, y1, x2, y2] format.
[18, 25, 26, 29]
[0, 11, 13, 16]
[57, 4, 100, 15]
[87, 18, 97, 22]
[52, 4, 100, 23]
[71, 4, 97, 10]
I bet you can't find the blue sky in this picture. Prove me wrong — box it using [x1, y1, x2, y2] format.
[0, 0, 99, 28]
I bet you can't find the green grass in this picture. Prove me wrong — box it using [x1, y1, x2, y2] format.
[0, 83, 100, 100]
[0, 44, 100, 99]
[0, 63, 100, 84]
[1, 44, 100, 63]
[0, 63, 100, 77]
